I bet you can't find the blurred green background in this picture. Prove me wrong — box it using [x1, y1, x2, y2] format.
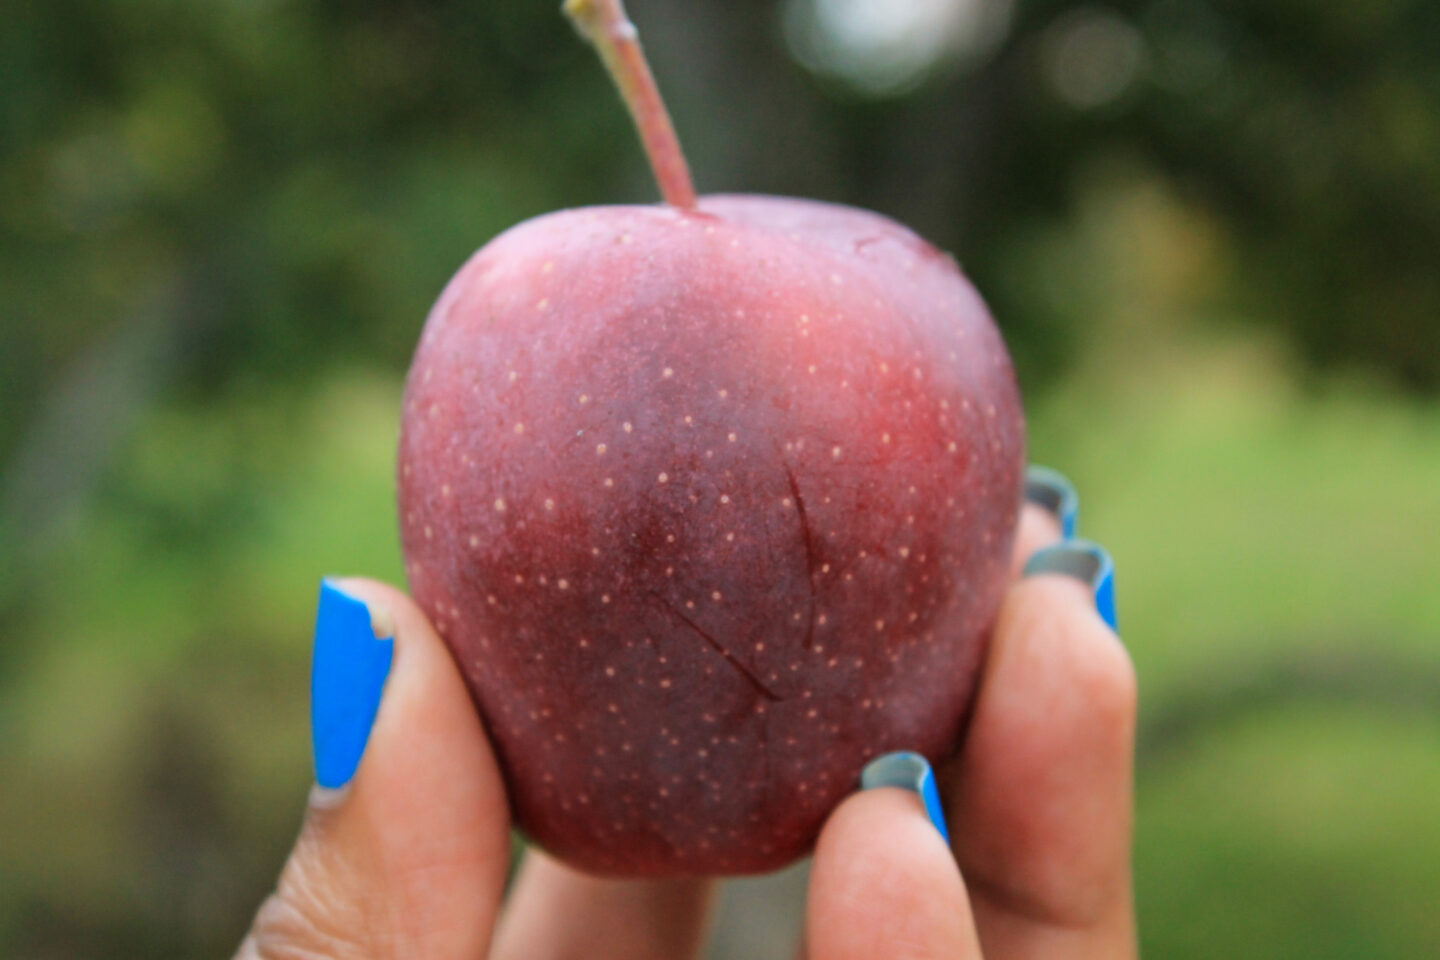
[2, 0, 1438, 956]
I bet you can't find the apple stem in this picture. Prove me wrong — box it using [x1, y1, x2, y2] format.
[564, 0, 697, 209]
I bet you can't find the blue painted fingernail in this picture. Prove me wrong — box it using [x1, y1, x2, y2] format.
[312, 580, 394, 790]
[1023, 540, 1117, 632]
[1025, 465, 1079, 539]
[860, 751, 950, 844]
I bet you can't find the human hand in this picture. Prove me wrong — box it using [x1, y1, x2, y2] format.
[234, 574, 714, 960]
[803, 469, 1135, 959]
[236, 468, 1134, 959]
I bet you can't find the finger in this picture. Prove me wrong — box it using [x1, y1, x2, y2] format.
[1008, 465, 1078, 580]
[1024, 466, 1078, 539]
[805, 762, 983, 960]
[238, 579, 512, 960]
[492, 849, 715, 960]
[1008, 501, 1065, 581]
[943, 543, 1137, 958]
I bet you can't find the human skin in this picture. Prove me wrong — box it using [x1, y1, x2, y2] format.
[237, 502, 1138, 960]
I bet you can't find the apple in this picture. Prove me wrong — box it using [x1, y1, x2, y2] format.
[396, 0, 1024, 876]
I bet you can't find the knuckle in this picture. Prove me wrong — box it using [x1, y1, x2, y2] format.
[245, 861, 384, 960]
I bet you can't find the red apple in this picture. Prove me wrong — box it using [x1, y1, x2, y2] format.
[396, 0, 1024, 876]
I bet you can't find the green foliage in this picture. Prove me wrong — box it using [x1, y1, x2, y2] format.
[2, 0, 1438, 957]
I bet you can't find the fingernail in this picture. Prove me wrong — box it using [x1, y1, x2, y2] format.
[860, 751, 950, 843]
[312, 580, 395, 791]
[1025, 465, 1079, 539]
[1023, 540, 1117, 631]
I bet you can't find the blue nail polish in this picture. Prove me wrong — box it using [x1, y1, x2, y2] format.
[860, 751, 950, 843]
[1022, 540, 1117, 632]
[1025, 466, 1079, 539]
[312, 581, 394, 790]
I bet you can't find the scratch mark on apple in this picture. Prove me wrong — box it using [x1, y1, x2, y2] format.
[783, 465, 820, 650]
[650, 591, 781, 702]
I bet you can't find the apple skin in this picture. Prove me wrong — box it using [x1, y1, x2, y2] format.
[397, 194, 1024, 876]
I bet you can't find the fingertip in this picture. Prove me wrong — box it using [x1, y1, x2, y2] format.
[1010, 504, 1064, 580]
[261, 576, 513, 959]
[860, 751, 949, 843]
[1022, 540, 1118, 632]
[1024, 466, 1078, 539]
[327, 576, 437, 651]
[328, 575, 509, 827]
[807, 789, 980, 960]
[312, 581, 395, 791]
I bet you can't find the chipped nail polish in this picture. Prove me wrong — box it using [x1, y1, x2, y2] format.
[312, 580, 394, 790]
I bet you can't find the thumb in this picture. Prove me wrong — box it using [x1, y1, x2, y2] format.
[238, 579, 512, 960]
